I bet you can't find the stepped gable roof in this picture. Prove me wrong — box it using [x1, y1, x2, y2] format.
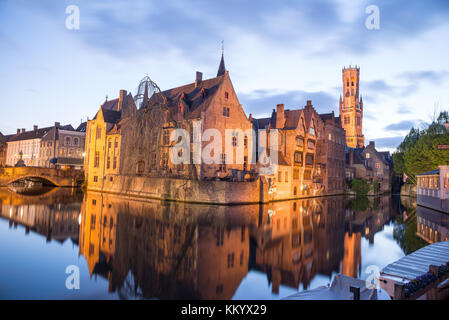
[148, 74, 225, 120]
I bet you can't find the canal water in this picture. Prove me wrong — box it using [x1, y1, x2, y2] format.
[1, 187, 443, 300]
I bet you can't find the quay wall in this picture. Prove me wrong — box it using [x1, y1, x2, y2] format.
[88, 174, 265, 205]
[87, 174, 344, 204]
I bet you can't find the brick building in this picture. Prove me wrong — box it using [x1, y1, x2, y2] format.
[345, 141, 393, 193]
[252, 101, 324, 198]
[317, 111, 346, 194]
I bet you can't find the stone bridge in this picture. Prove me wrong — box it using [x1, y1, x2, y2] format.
[0, 167, 84, 187]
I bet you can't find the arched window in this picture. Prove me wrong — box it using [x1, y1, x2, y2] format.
[65, 137, 71, 146]
[73, 137, 79, 146]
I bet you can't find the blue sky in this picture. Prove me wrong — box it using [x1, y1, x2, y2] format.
[1, 0, 449, 151]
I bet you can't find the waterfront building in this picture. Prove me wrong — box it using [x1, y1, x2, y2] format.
[84, 90, 136, 188]
[345, 141, 392, 193]
[6, 124, 72, 167]
[416, 165, 449, 213]
[0, 132, 14, 167]
[83, 56, 352, 202]
[38, 122, 86, 169]
[318, 112, 346, 195]
[339, 66, 364, 148]
[252, 101, 337, 199]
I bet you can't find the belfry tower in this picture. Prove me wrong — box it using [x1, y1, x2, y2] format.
[339, 66, 364, 148]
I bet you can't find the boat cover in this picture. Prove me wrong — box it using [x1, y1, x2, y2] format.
[283, 274, 389, 300]
[380, 241, 449, 281]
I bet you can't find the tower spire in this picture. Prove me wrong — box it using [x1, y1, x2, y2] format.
[217, 41, 226, 77]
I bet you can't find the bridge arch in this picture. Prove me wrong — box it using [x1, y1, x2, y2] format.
[7, 175, 61, 187]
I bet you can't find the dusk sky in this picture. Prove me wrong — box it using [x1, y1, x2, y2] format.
[1, 0, 449, 151]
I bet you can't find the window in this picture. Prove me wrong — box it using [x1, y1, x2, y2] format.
[285, 172, 288, 183]
[92, 199, 96, 205]
[107, 156, 110, 169]
[73, 138, 79, 146]
[294, 152, 303, 164]
[96, 127, 101, 139]
[90, 215, 96, 231]
[222, 107, 230, 117]
[244, 136, 248, 147]
[344, 116, 350, 125]
[108, 139, 112, 149]
[293, 169, 299, 180]
[296, 136, 304, 147]
[65, 137, 71, 146]
[60, 148, 66, 156]
[113, 156, 117, 169]
[366, 153, 370, 159]
[68, 149, 74, 157]
[278, 171, 282, 182]
[232, 136, 237, 147]
[114, 138, 118, 148]
[243, 156, 248, 171]
[356, 116, 361, 126]
[93, 176, 98, 182]
[225, 92, 229, 99]
[328, 133, 332, 141]
[307, 140, 315, 150]
[309, 127, 315, 136]
[375, 163, 380, 169]
[94, 151, 100, 168]
[306, 154, 314, 165]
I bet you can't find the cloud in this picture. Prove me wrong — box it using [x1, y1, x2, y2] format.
[238, 89, 337, 118]
[384, 120, 416, 131]
[373, 136, 405, 150]
[397, 105, 412, 114]
[399, 70, 449, 84]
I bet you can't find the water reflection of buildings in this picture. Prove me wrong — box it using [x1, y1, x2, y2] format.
[0, 188, 82, 243]
[416, 206, 449, 244]
[80, 192, 399, 299]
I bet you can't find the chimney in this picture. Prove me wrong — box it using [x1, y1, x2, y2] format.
[118, 90, 127, 111]
[33, 125, 38, 131]
[54, 122, 60, 128]
[276, 104, 285, 128]
[195, 71, 202, 88]
[369, 141, 375, 148]
[306, 100, 312, 107]
[17, 129, 20, 134]
[21, 128, 26, 133]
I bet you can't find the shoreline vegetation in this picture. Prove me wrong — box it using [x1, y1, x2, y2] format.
[393, 111, 449, 184]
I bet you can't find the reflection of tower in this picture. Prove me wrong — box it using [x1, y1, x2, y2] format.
[340, 232, 361, 278]
[339, 66, 364, 148]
